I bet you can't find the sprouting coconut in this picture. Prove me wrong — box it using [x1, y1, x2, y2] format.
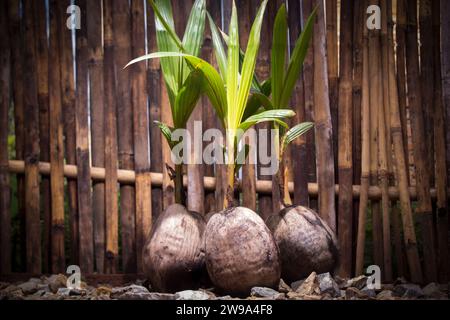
[143, 203, 207, 292]
[205, 206, 281, 295]
[266, 205, 339, 282]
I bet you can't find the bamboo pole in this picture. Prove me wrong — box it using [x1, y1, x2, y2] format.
[103, 0, 120, 274]
[301, 0, 316, 211]
[7, 0, 26, 272]
[289, 0, 308, 207]
[0, 0, 11, 274]
[59, 0, 78, 266]
[75, 0, 94, 274]
[419, 0, 435, 185]
[34, 0, 51, 274]
[147, 3, 163, 221]
[355, 8, 370, 276]
[48, 0, 65, 273]
[443, 1, 450, 191]
[87, 0, 106, 273]
[337, 0, 354, 278]
[379, 0, 392, 282]
[7, 159, 445, 199]
[131, 0, 152, 273]
[387, 2, 423, 282]
[396, 0, 411, 182]
[113, 0, 136, 272]
[312, 0, 336, 232]
[405, 0, 437, 283]
[433, 0, 449, 283]
[23, 0, 41, 274]
[326, 0, 339, 180]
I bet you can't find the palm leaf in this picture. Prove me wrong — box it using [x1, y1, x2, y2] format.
[226, 1, 240, 130]
[238, 109, 295, 132]
[207, 12, 227, 80]
[281, 122, 314, 151]
[271, 4, 288, 107]
[154, 120, 175, 148]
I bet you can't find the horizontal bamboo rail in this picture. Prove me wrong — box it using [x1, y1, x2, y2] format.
[7, 160, 445, 200]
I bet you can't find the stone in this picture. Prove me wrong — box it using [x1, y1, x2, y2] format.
[250, 287, 280, 298]
[95, 286, 112, 296]
[57, 287, 84, 296]
[18, 278, 42, 295]
[361, 286, 377, 298]
[422, 283, 441, 298]
[377, 290, 394, 300]
[345, 275, 368, 290]
[111, 285, 175, 300]
[290, 280, 304, 292]
[1, 285, 24, 300]
[46, 274, 67, 293]
[278, 279, 292, 293]
[175, 290, 211, 300]
[393, 284, 424, 298]
[317, 272, 341, 297]
[345, 287, 368, 299]
[295, 272, 320, 296]
[216, 295, 233, 300]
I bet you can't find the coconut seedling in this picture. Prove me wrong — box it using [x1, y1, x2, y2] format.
[127, 0, 208, 292]
[258, 5, 339, 283]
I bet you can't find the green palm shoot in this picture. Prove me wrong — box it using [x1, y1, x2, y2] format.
[128, 0, 206, 205]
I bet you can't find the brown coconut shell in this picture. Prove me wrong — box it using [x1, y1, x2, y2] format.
[266, 205, 339, 283]
[205, 206, 281, 295]
[142, 203, 207, 292]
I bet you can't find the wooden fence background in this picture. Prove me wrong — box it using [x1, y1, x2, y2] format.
[0, 0, 449, 284]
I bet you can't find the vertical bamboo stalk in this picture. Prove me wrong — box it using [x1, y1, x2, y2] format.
[23, 0, 41, 274]
[87, 0, 106, 273]
[49, 0, 65, 273]
[368, 0, 383, 272]
[396, 0, 411, 182]
[0, 0, 11, 274]
[326, 0, 339, 179]
[443, 1, 450, 191]
[355, 9, 370, 276]
[34, 0, 51, 274]
[387, 2, 423, 282]
[147, 4, 163, 221]
[8, 0, 26, 271]
[337, 0, 353, 278]
[59, 0, 78, 265]
[312, 0, 336, 232]
[239, 0, 256, 212]
[75, 0, 94, 274]
[352, 0, 364, 272]
[419, 0, 435, 185]
[103, 0, 119, 274]
[405, 0, 437, 283]
[131, 0, 152, 273]
[289, 0, 308, 207]
[113, 0, 136, 272]
[301, 0, 317, 211]
[379, 0, 392, 282]
[432, 0, 449, 283]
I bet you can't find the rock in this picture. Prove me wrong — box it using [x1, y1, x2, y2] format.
[345, 287, 368, 299]
[317, 273, 341, 297]
[57, 287, 84, 296]
[377, 290, 394, 300]
[345, 275, 368, 290]
[216, 295, 233, 300]
[95, 286, 112, 297]
[111, 285, 175, 300]
[290, 280, 304, 292]
[393, 284, 424, 298]
[175, 290, 211, 300]
[422, 283, 442, 298]
[0, 282, 9, 290]
[1, 285, 24, 300]
[46, 274, 67, 293]
[18, 278, 42, 295]
[278, 279, 292, 293]
[295, 272, 320, 296]
[360, 286, 376, 298]
[250, 287, 282, 299]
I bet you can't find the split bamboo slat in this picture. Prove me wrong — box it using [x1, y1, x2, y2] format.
[0, 0, 11, 275]
[104, 0, 120, 274]
[313, 0, 336, 232]
[87, 0, 106, 274]
[131, 0, 152, 274]
[75, 0, 94, 274]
